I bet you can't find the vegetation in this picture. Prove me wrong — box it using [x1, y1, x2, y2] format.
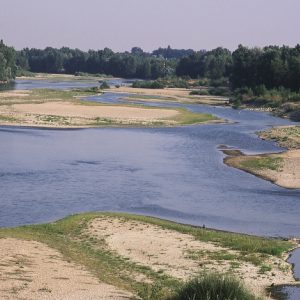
[259, 126, 300, 149]
[1, 38, 299, 120]
[0, 40, 16, 82]
[0, 213, 294, 299]
[168, 273, 259, 300]
[239, 157, 283, 171]
[99, 81, 110, 89]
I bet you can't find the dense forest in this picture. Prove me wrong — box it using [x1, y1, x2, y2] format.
[0, 40, 16, 82]
[15, 44, 300, 93]
[16, 46, 184, 79]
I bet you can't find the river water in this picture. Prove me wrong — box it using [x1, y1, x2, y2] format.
[1, 79, 299, 237]
[1, 78, 300, 298]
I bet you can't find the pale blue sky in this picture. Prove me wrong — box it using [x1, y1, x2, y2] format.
[1, 0, 299, 51]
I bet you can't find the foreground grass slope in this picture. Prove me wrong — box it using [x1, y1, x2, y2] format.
[0, 213, 296, 299]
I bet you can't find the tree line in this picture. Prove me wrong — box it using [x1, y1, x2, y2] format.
[0, 40, 16, 82]
[1, 39, 300, 93]
[16, 46, 189, 79]
[176, 45, 300, 91]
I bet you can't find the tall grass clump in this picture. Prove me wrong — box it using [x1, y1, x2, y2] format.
[169, 273, 259, 300]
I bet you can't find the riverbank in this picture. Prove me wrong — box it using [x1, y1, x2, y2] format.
[0, 88, 220, 128]
[223, 126, 300, 189]
[0, 213, 297, 299]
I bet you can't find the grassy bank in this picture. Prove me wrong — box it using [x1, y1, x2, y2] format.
[0, 213, 295, 299]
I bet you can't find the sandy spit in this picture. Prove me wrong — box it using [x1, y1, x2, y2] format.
[224, 150, 300, 189]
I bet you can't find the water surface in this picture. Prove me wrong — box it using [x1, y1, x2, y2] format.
[1, 80, 299, 237]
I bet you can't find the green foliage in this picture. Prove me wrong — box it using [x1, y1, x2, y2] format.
[168, 273, 259, 300]
[176, 47, 232, 80]
[231, 44, 300, 91]
[0, 40, 16, 82]
[190, 90, 209, 96]
[16, 46, 172, 79]
[208, 87, 232, 97]
[132, 80, 165, 89]
[99, 81, 110, 89]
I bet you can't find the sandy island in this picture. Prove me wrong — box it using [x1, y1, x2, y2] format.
[0, 89, 219, 128]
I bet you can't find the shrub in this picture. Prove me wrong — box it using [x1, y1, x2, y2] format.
[169, 273, 258, 300]
[132, 80, 165, 89]
[99, 81, 110, 89]
[209, 87, 231, 97]
[190, 90, 209, 96]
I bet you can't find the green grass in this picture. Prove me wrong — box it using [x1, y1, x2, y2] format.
[240, 157, 283, 171]
[185, 249, 266, 267]
[258, 264, 272, 274]
[174, 108, 218, 125]
[0, 115, 18, 122]
[168, 273, 260, 300]
[259, 126, 300, 150]
[0, 212, 294, 299]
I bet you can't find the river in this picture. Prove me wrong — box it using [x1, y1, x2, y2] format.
[0, 78, 299, 298]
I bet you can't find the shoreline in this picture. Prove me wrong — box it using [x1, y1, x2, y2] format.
[221, 126, 300, 189]
[223, 149, 300, 189]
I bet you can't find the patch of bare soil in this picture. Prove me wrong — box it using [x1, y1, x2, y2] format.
[0, 238, 133, 300]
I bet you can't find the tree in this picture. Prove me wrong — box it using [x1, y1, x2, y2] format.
[0, 40, 16, 82]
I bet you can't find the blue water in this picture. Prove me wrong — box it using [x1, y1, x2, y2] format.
[288, 248, 300, 280]
[2, 79, 300, 299]
[14, 78, 133, 90]
[1, 82, 299, 238]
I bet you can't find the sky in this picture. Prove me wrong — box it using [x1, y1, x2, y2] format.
[1, 0, 299, 52]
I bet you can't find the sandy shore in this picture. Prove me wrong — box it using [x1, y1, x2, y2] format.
[0, 238, 132, 300]
[223, 126, 300, 189]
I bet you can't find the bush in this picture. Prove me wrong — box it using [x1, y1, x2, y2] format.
[99, 81, 110, 89]
[209, 87, 231, 97]
[210, 77, 229, 87]
[169, 273, 258, 300]
[289, 109, 300, 121]
[190, 90, 209, 96]
[132, 80, 165, 89]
